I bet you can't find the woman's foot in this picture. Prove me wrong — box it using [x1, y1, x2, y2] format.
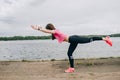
[65, 67, 75, 73]
[103, 36, 112, 46]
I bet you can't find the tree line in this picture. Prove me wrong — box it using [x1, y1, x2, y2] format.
[0, 33, 119, 41]
[0, 35, 52, 41]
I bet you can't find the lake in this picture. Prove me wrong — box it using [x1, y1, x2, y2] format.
[0, 38, 120, 61]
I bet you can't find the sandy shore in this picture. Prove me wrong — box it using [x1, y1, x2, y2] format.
[0, 58, 120, 80]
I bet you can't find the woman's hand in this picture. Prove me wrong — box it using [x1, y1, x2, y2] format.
[31, 25, 42, 30]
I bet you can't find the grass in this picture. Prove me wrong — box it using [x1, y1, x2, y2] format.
[51, 59, 56, 61]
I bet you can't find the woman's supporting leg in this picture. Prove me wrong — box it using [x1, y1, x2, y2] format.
[67, 43, 78, 68]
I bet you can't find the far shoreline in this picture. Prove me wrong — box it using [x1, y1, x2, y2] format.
[0, 33, 120, 41]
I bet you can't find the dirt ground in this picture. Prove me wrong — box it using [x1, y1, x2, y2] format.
[0, 58, 120, 80]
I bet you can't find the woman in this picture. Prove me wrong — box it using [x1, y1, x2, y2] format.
[31, 23, 112, 73]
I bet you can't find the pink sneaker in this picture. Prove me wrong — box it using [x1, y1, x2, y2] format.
[65, 67, 75, 73]
[104, 36, 112, 46]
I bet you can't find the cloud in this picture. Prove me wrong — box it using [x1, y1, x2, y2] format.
[0, 0, 42, 17]
[0, 16, 17, 24]
[0, 0, 120, 36]
[0, 0, 46, 24]
[29, 0, 46, 6]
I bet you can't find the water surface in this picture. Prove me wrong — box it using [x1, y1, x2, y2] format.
[0, 38, 120, 61]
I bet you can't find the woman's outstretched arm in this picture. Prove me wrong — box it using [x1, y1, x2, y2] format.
[31, 25, 55, 34]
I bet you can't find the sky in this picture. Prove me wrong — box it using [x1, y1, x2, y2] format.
[0, 0, 120, 36]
